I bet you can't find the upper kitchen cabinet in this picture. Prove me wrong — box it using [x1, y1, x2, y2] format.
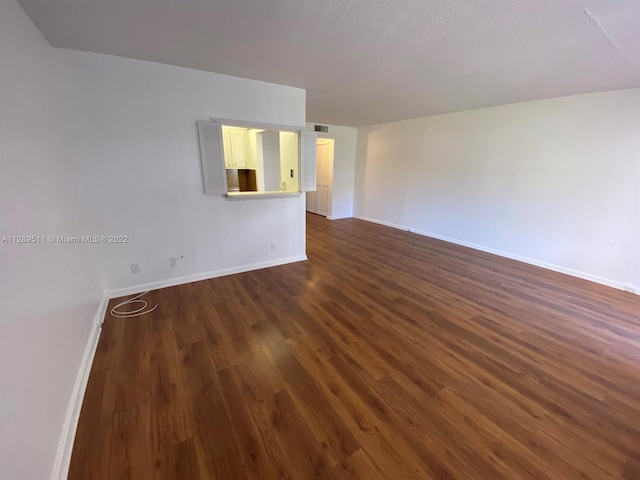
[222, 129, 232, 167]
[222, 126, 250, 168]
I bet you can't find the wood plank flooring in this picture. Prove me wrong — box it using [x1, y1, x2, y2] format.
[69, 213, 640, 479]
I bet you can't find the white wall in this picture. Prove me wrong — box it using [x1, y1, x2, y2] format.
[354, 89, 640, 291]
[257, 130, 282, 192]
[247, 129, 259, 170]
[0, 1, 104, 479]
[55, 49, 307, 294]
[305, 123, 358, 219]
[280, 131, 299, 192]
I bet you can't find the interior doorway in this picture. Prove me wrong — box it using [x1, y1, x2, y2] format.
[306, 138, 334, 217]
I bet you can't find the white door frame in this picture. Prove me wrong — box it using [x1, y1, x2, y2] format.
[306, 138, 334, 216]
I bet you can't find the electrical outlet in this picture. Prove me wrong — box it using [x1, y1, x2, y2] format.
[130, 263, 140, 274]
[269, 242, 276, 252]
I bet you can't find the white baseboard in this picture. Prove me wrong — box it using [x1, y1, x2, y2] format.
[354, 215, 639, 295]
[51, 296, 108, 480]
[354, 215, 408, 231]
[106, 254, 308, 298]
[327, 214, 353, 221]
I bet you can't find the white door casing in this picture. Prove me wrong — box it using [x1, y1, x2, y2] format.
[313, 140, 332, 216]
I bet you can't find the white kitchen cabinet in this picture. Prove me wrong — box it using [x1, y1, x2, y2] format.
[221, 127, 249, 168]
[222, 130, 232, 167]
[231, 130, 247, 166]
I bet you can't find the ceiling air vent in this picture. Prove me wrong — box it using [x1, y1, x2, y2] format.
[314, 125, 329, 133]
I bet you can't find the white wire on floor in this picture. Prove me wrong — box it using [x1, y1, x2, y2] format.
[110, 290, 158, 318]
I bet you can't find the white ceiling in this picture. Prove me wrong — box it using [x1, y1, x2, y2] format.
[18, 0, 640, 126]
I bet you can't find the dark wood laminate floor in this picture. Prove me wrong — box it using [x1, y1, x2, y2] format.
[69, 213, 640, 480]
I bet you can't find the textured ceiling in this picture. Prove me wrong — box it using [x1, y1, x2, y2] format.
[18, 0, 640, 126]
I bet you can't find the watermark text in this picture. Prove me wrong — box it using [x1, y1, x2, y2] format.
[1, 235, 129, 244]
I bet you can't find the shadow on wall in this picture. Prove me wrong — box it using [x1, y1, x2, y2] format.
[353, 128, 369, 215]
